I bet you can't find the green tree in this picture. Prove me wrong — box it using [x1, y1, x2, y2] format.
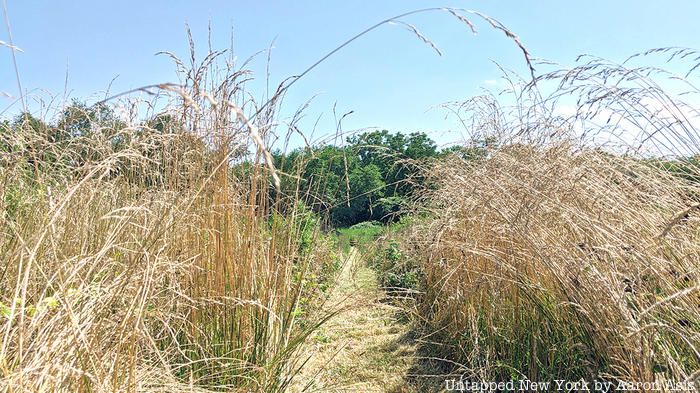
[339, 164, 385, 225]
[274, 130, 441, 227]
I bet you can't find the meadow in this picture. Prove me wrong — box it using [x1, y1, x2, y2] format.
[1, 7, 700, 393]
[369, 50, 700, 388]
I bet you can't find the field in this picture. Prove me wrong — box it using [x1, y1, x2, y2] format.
[2, 5, 700, 393]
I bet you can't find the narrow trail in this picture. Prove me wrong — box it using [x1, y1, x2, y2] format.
[289, 248, 441, 392]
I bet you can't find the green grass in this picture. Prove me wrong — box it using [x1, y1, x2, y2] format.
[335, 221, 385, 253]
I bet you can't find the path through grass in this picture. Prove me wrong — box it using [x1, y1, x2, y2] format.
[289, 248, 444, 392]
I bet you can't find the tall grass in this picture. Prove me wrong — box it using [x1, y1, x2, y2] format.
[399, 51, 700, 386]
[0, 7, 538, 390]
[0, 40, 334, 392]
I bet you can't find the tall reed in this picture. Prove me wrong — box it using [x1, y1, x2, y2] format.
[402, 51, 700, 386]
[0, 39, 330, 392]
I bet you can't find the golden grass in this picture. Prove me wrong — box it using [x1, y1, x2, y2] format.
[388, 50, 700, 386]
[2, 4, 699, 390]
[402, 135, 700, 387]
[0, 42, 335, 392]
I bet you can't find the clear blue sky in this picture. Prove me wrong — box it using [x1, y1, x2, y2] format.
[2, 1, 700, 147]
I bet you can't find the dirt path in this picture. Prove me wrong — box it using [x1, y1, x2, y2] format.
[289, 248, 439, 392]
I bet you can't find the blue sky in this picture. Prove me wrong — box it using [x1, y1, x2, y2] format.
[2, 1, 700, 148]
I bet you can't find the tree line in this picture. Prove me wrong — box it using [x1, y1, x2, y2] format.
[272, 130, 484, 227]
[13, 102, 700, 229]
[0, 104, 507, 228]
[1, 101, 208, 189]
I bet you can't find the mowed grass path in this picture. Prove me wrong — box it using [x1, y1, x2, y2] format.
[289, 249, 443, 392]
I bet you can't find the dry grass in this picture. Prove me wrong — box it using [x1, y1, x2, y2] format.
[0, 7, 532, 391]
[3, 3, 699, 390]
[0, 39, 335, 392]
[409, 145, 699, 382]
[398, 51, 700, 387]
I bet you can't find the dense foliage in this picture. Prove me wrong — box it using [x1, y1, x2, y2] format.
[275, 130, 448, 227]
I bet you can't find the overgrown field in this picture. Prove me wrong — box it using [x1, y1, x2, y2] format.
[372, 51, 700, 388]
[0, 46, 341, 392]
[2, 5, 700, 391]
